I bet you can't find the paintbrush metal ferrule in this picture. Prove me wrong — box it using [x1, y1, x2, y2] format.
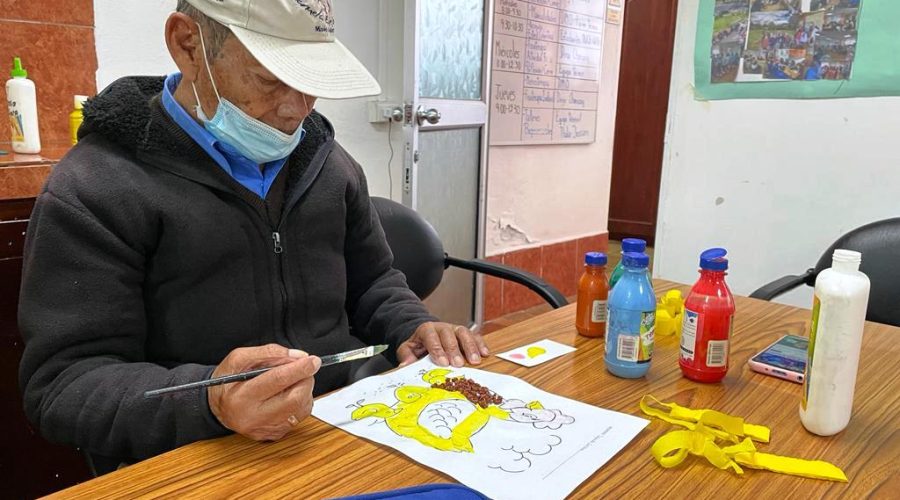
[321, 344, 388, 366]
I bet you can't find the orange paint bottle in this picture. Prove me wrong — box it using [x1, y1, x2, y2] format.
[576, 252, 609, 338]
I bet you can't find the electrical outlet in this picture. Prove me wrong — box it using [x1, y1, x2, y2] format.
[367, 100, 400, 123]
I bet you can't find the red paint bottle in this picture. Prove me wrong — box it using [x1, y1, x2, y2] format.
[679, 248, 736, 383]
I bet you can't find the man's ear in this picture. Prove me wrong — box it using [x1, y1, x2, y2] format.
[165, 12, 203, 83]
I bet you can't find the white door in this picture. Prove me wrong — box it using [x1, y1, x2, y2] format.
[401, 0, 492, 327]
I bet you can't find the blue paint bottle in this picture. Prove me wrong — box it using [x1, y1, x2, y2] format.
[605, 252, 655, 378]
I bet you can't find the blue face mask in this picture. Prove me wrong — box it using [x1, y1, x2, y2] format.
[192, 24, 307, 165]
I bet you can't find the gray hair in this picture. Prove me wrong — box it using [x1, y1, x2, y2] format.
[176, 0, 232, 59]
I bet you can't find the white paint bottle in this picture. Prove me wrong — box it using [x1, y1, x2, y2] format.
[6, 57, 41, 154]
[799, 249, 870, 436]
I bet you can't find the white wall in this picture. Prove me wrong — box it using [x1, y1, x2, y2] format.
[485, 18, 623, 256]
[94, 0, 177, 89]
[93, 0, 404, 200]
[656, 0, 900, 308]
[314, 0, 405, 201]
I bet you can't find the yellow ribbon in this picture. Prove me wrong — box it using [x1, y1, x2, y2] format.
[640, 395, 770, 443]
[641, 395, 847, 482]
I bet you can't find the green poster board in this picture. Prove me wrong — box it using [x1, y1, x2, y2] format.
[694, 0, 900, 100]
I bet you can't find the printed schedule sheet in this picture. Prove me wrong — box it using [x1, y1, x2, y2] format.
[490, 0, 606, 145]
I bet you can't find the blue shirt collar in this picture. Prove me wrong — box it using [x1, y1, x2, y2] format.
[160, 72, 298, 199]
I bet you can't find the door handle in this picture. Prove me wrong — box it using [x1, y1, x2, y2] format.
[416, 105, 441, 125]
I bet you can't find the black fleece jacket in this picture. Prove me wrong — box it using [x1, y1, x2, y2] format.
[17, 76, 435, 462]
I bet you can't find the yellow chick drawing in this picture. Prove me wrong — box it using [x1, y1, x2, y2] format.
[352, 369, 511, 453]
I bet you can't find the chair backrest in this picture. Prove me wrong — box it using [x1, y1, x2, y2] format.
[370, 197, 445, 300]
[810, 217, 900, 326]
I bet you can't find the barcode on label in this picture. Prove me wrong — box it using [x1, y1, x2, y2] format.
[707, 340, 728, 367]
[617, 335, 639, 363]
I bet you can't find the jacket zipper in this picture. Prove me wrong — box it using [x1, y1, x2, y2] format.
[272, 231, 283, 254]
[213, 192, 290, 342]
[272, 230, 289, 340]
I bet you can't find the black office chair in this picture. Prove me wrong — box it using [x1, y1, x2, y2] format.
[371, 196, 567, 308]
[349, 197, 567, 383]
[750, 217, 900, 327]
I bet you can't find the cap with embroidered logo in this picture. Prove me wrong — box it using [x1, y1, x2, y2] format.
[185, 0, 381, 99]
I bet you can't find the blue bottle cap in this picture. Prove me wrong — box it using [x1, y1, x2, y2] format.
[700, 248, 729, 271]
[584, 252, 607, 266]
[622, 238, 647, 253]
[622, 252, 649, 269]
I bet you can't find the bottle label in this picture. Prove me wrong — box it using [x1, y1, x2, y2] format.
[9, 105, 25, 143]
[802, 296, 821, 411]
[680, 309, 699, 362]
[591, 300, 607, 323]
[639, 311, 655, 363]
[609, 310, 655, 364]
[706, 340, 728, 367]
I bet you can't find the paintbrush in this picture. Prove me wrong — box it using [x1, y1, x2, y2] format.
[143, 344, 389, 398]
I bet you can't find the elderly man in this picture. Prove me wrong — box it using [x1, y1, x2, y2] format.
[18, 0, 487, 469]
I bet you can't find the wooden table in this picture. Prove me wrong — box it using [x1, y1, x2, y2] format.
[49, 281, 900, 499]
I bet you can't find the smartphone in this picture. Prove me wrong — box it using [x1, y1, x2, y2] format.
[748, 335, 808, 383]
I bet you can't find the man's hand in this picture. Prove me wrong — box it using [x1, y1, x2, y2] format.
[208, 344, 321, 441]
[397, 322, 490, 368]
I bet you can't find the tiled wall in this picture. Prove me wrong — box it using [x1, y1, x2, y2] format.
[484, 232, 608, 321]
[0, 0, 98, 148]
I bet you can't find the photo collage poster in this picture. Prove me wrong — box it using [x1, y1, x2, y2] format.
[712, 0, 862, 83]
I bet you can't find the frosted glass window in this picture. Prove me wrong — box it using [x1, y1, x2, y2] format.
[418, 128, 481, 325]
[419, 0, 484, 100]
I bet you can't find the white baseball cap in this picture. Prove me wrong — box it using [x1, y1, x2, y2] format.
[185, 0, 381, 99]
